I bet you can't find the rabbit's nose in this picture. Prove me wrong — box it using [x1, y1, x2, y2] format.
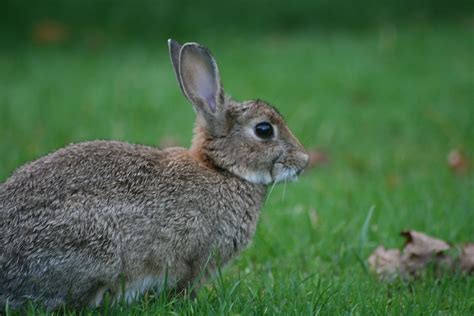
[297, 152, 310, 169]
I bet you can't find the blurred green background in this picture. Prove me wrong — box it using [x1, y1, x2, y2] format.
[1, 1, 473, 314]
[1, 0, 473, 45]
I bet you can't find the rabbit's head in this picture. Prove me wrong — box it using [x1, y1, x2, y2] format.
[169, 39, 309, 185]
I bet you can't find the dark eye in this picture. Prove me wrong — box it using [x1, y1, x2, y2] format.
[255, 122, 274, 139]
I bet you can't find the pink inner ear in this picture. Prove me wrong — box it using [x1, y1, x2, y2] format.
[205, 94, 216, 112]
[181, 45, 220, 113]
[196, 71, 217, 112]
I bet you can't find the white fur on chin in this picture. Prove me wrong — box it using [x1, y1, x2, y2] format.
[238, 170, 273, 185]
[232, 167, 297, 185]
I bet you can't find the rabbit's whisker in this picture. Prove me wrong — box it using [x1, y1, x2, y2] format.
[264, 180, 278, 206]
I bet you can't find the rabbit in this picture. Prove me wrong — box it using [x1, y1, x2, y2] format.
[0, 39, 309, 310]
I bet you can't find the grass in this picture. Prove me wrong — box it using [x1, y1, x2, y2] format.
[1, 23, 473, 314]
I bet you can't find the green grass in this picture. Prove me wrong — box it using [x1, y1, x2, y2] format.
[1, 23, 473, 314]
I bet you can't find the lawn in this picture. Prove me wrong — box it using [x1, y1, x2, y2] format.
[0, 23, 473, 314]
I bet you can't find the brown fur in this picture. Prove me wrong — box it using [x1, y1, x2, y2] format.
[0, 40, 308, 309]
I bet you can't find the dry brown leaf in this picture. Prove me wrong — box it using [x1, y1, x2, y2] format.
[400, 230, 451, 276]
[368, 246, 401, 280]
[307, 149, 329, 170]
[447, 149, 469, 174]
[385, 173, 400, 188]
[369, 230, 457, 280]
[401, 230, 450, 256]
[33, 20, 68, 44]
[460, 244, 474, 273]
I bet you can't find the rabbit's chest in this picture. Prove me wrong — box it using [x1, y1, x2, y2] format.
[210, 205, 260, 261]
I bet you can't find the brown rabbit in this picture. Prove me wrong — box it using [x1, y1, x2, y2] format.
[0, 39, 309, 309]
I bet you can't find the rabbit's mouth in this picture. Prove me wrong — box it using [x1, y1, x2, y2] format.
[272, 163, 299, 184]
[269, 150, 308, 184]
[230, 164, 298, 185]
[229, 162, 302, 185]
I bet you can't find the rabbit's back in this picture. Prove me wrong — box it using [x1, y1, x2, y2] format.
[0, 141, 169, 207]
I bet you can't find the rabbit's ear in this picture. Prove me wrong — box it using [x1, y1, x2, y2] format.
[178, 43, 224, 114]
[168, 39, 185, 94]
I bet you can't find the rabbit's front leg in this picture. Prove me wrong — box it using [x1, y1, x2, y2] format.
[174, 257, 206, 298]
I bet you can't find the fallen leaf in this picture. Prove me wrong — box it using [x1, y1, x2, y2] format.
[447, 149, 469, 174]
[368, 246, 401, 280]
[307, 149, 329, 170]
[401, 230, 450, 256]
[460, 244, 474, 273]
[33, 20, 68, 44]
[400, 230, 451, 276]
[369, 230, 458, 280]
[385, 173, 400, 188]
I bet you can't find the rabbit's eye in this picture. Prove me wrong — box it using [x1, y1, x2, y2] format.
[255, 122, 274, 139]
